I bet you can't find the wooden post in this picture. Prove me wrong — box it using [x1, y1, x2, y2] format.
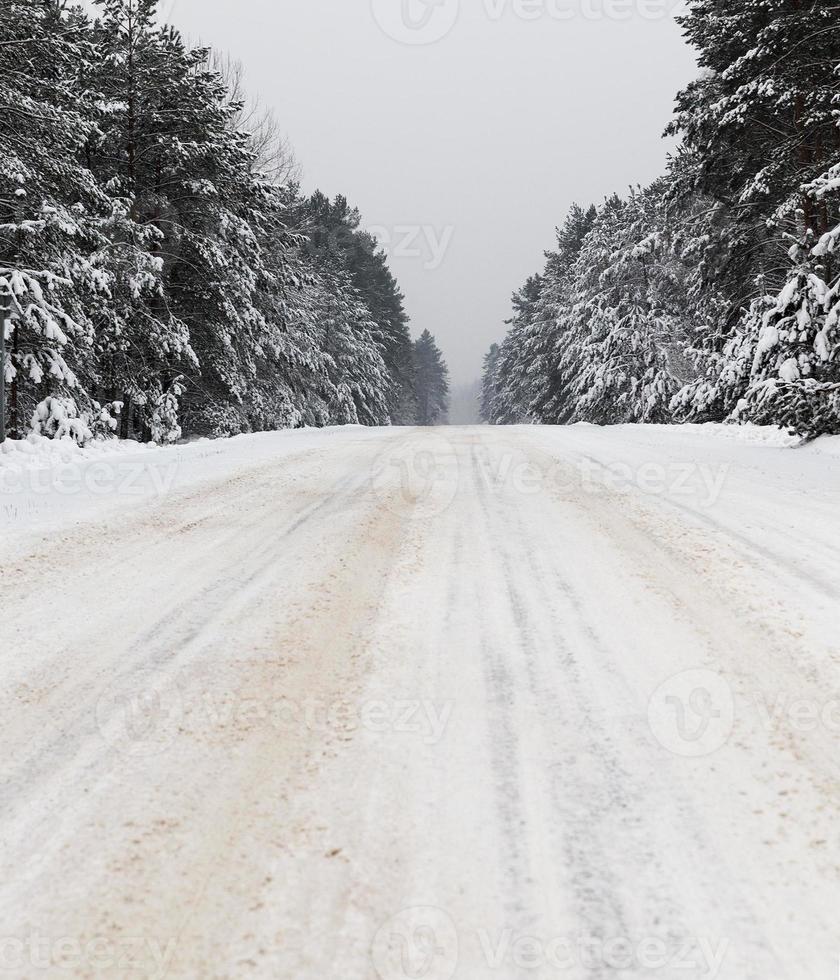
[0, 285, 11, 444]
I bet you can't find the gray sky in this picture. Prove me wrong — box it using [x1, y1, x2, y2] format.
[160, 0, 698, 384]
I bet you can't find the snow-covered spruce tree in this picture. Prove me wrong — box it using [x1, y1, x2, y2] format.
[558, 186, 697, 424]
[299, 192, 416, 423]
[673, 151, 840, 435]
[296, 269, 392, 427]
[526, 203, 598, 423]
[669, 0, 840, 273]
[721, 226, 840, 438]
[412, 330, 450, 426]
[479, 343, 501, 424]
[489, 274, 545, 425]
[345, 227, 416, 425]
[664, 0, 840, 434]
[0, 1, 118, 442]
[81, 0, 201, 441]
[88, 1, 299, 439]
[480, 203, 598, 426]
[243, 206, 329, 431]
[666, 178, 747, 423]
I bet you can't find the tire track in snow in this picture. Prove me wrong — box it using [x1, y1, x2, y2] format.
[469, 435, 791, 979]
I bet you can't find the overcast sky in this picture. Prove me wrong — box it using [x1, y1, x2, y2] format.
[150, 0, 698, 384]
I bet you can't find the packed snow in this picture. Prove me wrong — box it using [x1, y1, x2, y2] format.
[0, 423, 838, 979]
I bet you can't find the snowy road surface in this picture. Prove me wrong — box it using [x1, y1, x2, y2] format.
[1, 424, 839, 979]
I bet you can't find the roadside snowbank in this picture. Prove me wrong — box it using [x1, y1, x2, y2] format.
[0, 425, 379, 540]
[696, 421, 840, 455]
[572, 419, 840, 454]
[0, 433, 158, 473]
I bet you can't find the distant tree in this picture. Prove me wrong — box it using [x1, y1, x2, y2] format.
[302, 270, 392, 426]
[448, 379, 483, 425]
[530, 203, 598, 421]
[480, 343, 501, 423]
[412, 330, 450, 425]
[490, 275, 544, 424]
[298, 192, 416, 422]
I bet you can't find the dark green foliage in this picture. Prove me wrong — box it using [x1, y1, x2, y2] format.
[482, 0, 840, 440]
[413, 330, 449, 426]
[0, 0, 430, 442]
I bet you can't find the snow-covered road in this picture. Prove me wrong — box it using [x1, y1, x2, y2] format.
[1, 424, 838, 979]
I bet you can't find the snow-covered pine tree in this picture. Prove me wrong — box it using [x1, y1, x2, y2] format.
[241, 200, 328, 431]
[299, 192, 416, 423]
[723, 226, 840, 438]
[674, 140, 840, 437]
[558, 186, 695, 424]
[479, 343, 501, 424]
[479, 203, 599, 427]
[526, 203, 597, 423]
[489, 275, 545, 425]
[0, 1, 113, 441]
[669, 0, 840, 292]
[664, 0, 840, 431]
[349, 229, 417, 425]
[297, 269, 392, 427]
[88, 2, 314, 439]
[412, 330, 450, 426]
[82, 0, 199, 441]
[0, 0, 417, 445]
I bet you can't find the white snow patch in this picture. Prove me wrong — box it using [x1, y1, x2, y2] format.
[0, 432, 157, 474]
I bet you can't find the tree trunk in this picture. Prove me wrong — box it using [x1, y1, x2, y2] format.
[9, 322, 19, 437]
[120, 396, 132, 440]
